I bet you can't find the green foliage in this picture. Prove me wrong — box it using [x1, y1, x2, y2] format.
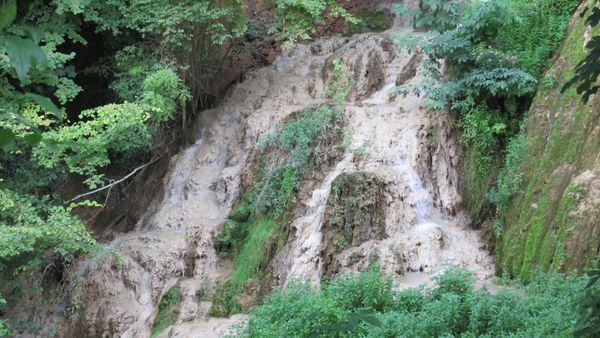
[0, 0, 243, 329]
[498, 0, 582, 77]
[487, 132, 527, 217]
[562, 0, 600, 102]
[270, 0, 357, 49]
[0, 189, 96, 277]
[256, 105, 343, 218]
[397, 0, 579, 226]
[33, 103, 158, 188]
[396, 0, 463, 31]
[325, 59, 355, 104]
[0, 294, 9, 337]
[232, 268, 589, 337]
[151, 283, 182, 337]
[343, 10, 393, 35]
[575, 269, 600, 337]
[211, 219, 278, 316]
[396, 1, 538, 111]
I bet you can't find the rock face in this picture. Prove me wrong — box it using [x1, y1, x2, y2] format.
[321, 172, 388, 275]
[52, 1, 493, 336]
[498, 0, 600, 279]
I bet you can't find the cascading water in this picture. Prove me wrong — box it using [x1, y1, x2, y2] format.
[61, 2, 494, 336]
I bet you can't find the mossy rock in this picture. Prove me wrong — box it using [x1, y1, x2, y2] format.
[321, 172, 387, 276]
[496, 0, 600, 279]
[343, 10, 393, 36]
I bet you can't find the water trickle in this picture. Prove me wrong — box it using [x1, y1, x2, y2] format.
[392, 158, 432, 221]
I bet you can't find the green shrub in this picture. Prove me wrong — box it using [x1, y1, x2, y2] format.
[343, 10, 393, 35]
[232, 268, 589, 337]
[576, 270, 600, 338]
[0, 189, 96, 277]
[487, 132, 527, 217]
[270, 0, 356, 48]
[498, 0, 581, 77]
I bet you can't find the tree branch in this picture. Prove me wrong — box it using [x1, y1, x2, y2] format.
[64, 155, 164, 205]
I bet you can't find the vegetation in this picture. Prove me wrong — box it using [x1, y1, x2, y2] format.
[270, 0, 356, 49]
[212, 105, 344, 316]
[0, 0, 361, 331]
[396, 0, 581, 225]
[151, 283, 182, 337]
[343, 10, 393, 35]
[498, 0, 600, 280]
[0, 0, 598, 335]
[231, 267, 591, 337]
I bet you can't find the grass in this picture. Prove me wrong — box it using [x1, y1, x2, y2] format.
[151, 284, 181, 337]
[211, 219, 278, 316]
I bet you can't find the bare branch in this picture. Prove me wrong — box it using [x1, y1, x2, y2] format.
[64, 155, 163, 205]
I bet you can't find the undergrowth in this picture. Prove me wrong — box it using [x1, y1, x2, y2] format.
[211, 105, 344, 316]
[230, 267, 591, 337]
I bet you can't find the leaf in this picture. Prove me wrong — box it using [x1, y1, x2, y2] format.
[22, 25, 43, 44]
[42, 138, 59, 152]
[0, 0, 16, 29]
[26, 93, 62, 120]
[0, 128, 15, 149]
[23, 133, 42, 145]
[4, 35, 48, 81]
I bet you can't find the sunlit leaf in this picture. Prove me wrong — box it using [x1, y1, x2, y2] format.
[26, 93, 63, 120]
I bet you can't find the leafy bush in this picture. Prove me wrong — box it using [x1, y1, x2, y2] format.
[0, 189, 96, 277]
[498, 0, 581, 77]
[396, 0, 579, 225]
[232, 268, 589, 337]
[32, 103, 157, 188]
[325, 59, 355, 104]
[576, 270, 600, 337]
[270, 0, 356, 48]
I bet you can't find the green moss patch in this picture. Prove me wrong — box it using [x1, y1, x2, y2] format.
[497, 0, 600, 279]
[151, 284, 181, 337]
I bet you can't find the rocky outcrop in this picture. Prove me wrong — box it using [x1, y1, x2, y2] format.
[498, 0, 600, 279]
[321, 172, 387, 275]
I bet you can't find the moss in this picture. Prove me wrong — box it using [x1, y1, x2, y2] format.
[497, 0, 600, 279]
[321, 172, 387, 275]
[343, 10, 393, 35]
[151, 284, 181, 337]
[210, 218, 278, 316]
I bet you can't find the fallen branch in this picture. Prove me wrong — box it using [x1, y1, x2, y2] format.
[64, 155, 163, 205]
